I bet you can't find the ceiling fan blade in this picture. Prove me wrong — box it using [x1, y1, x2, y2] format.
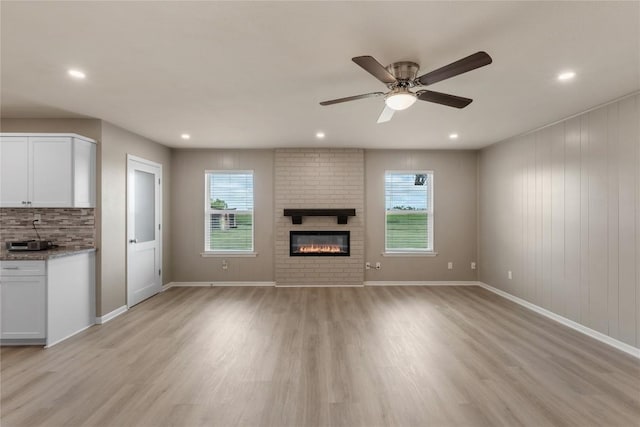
[417, 51, 492, 86]
[377, 105, 395, 123]
[352, 56, 397, 85]
[417, 90, 473, 108]
[319, 92, 384, 106]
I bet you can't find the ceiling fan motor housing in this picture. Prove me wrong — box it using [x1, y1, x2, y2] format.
[319, 51, 491, 119]
[386, 61, 420, 88]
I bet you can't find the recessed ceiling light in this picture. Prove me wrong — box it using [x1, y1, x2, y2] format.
[557, 71, 576, 81]
[67, 69, 86, 79]
[181, 133, 191, 140]
[449, 133, 459, 140]
[315, 131, 325, 139]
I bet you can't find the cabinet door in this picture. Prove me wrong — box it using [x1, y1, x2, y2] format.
[30, 137, 72, 207]
[0, 136, 30, 207]
[0, 276, 46, 339]
[73, 139, 96, 207]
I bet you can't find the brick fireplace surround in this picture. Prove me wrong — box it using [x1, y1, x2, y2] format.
[274, 148, 364, 287]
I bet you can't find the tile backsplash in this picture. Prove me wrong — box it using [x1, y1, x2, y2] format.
[0, 208, 95, 247]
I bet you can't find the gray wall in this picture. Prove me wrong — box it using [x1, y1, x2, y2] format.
[478, 93, 640, 347]
[99, 122, 172, 315]
[170, 148, 478, 284]
[170, 149, 274, 282]
[365, 150, 478, 282]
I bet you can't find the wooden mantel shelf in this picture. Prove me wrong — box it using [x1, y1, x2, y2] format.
[283, 208, 356, 225]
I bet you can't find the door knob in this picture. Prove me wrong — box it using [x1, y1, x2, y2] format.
[129, 239, 138, 244]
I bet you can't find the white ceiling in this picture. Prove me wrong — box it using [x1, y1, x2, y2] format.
[1, 1, 638, 149]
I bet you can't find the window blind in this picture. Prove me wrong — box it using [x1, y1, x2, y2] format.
[385, 172, 433, 252]
[205, 171, 254, 252]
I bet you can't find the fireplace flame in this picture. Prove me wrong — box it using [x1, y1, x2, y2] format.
[298, 244, 343, 253]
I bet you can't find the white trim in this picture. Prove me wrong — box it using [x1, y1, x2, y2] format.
[95, 305, 128, 324]
[169, 281, 275, 287]
[275, 284, 365, 288]
[382, 251, 438, 257]
[364, 281, 478, 286]
[201, 252, 258, 257]
[477, 282, 640, 359]
[161, 282, 175, 292]
[384, 170, 435, 253]
[45, 324, 94, 348]
[204, 170, 255, 253]
[0, 132, 96, 143]
[127, 154, 162, 168]
[126, 155, 163, 307]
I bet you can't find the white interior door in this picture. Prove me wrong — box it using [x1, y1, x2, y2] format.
[127, 155, 162, 307]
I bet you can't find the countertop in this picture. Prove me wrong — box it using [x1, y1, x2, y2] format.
[0, 246, 96, 261]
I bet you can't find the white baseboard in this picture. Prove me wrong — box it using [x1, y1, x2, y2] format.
[95, 305, 128, 325]
[167, 281, 276, 287]
[364, 281, 479, 286]
[166, 281, 477, 288]
[45, 323, 94, 348]
[275, 284, 364, 288]
[476, 282, 640, 359]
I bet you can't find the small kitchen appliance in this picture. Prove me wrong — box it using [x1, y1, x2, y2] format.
[5, 240, 57, 251]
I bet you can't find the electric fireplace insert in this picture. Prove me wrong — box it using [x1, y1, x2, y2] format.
[290, 231, 350, 256]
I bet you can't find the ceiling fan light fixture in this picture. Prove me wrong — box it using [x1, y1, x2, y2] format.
[384, 89, 417, 111]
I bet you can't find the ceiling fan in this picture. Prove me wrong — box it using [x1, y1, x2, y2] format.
[319, 51, 492, 123]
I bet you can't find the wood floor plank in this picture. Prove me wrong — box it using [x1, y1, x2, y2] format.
[1, 286, 638, 427]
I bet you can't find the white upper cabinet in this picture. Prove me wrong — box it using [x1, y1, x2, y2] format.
[72, 138, 96, 207]
[0, 136, 30, 207]
[0, 134, 96, 208]
[30, 137, 73, 207]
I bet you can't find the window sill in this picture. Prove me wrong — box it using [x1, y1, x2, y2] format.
[201, 252, 258, 258]
[382, 251, 438, 257]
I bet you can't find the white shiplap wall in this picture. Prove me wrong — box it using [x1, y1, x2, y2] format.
[479, 93, 640, 347]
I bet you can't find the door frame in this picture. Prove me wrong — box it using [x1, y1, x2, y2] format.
[126, 154, 163, 308]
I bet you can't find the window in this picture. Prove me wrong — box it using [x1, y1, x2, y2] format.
[385, 171, 434, 253]
[205, 171, 254, 253]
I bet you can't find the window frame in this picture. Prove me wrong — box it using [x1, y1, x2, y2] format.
[383, 170, 435, 255]
[203, 170, 256, 256]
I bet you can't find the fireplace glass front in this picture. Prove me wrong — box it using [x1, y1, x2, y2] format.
[290, 231, 350, 256]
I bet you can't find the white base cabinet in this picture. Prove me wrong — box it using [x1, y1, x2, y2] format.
[0, 252, 96, 346]
[0, 261, 46, 341]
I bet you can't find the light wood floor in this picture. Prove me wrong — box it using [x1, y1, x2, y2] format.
[1, 286, 639, 427]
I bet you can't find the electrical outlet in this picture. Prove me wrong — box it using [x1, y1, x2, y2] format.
[365, 262, 371, 270]
[33, 213, 41, 223]
[375, 262, 381, 270]
[222, 259, 228, 271]
[471, 262, 476, 270]
[448, 262, 453, 270]
[508, 270, 512, 280]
